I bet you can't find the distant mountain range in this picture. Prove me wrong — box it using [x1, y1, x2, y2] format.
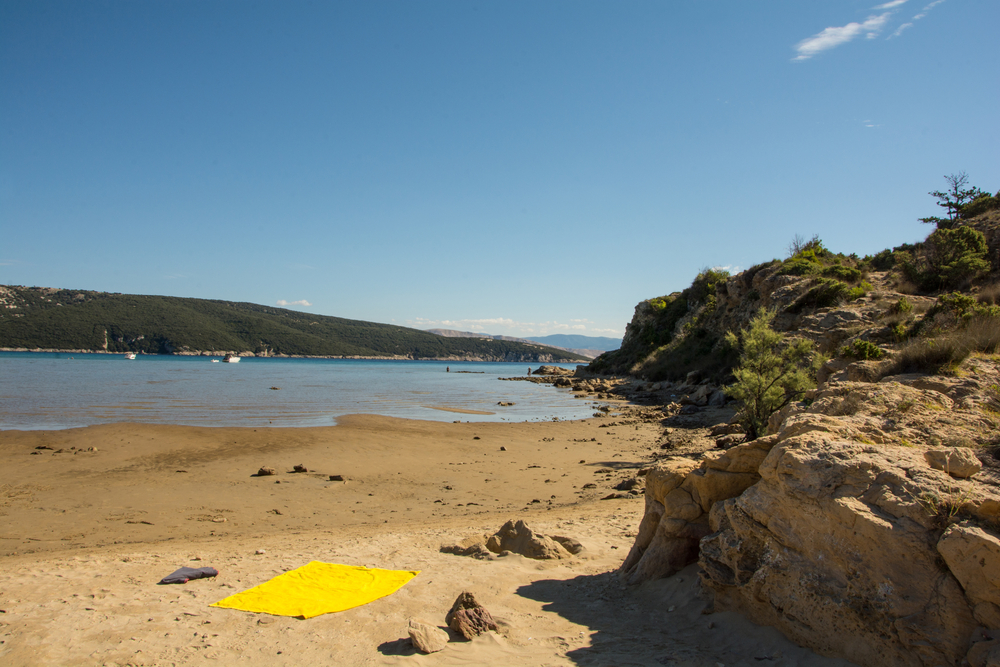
[426, 329, 620, 359]
[0, 286, 588, 362]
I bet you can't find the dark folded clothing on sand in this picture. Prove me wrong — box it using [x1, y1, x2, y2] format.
[159, 566, 219, 585]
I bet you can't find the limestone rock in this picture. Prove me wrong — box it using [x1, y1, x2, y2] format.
[257, 466, 276, 476]
[408, 619, 448, 654]
[924, 447, 982, 478]
[937, 523, 1000, 627]
[484, 519, 570, 559]
[446, 592, 499, 640]
[699, 434, 977, 667]
[619, 446, 768, 584]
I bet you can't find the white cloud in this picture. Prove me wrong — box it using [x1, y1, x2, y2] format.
[875, 0, 909, 9]
[277, 299, 312, 307]
[890, 22, 914, 37]
[890, 0, 946, 36]
[793, 12, 893, 60]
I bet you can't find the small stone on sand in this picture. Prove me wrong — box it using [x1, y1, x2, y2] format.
[408, 619, 449, 653]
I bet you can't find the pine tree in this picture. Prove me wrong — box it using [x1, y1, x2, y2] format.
[724, 308, 818, 440]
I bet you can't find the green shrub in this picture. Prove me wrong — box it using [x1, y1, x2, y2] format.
[688, 268, 731, 304]
[866, 248, 896, 271]
[789, 278, 851, 312]
[959, 191, 1000, 219]
[779, 259, 821, 276]
[934, 292, 1000, 320]
[891, 297, 914, 315]
[923, 227, 991, 290]
[846, 281, 873, 301]
[822, 265, 864, 283]
[842, 339, 884, 361]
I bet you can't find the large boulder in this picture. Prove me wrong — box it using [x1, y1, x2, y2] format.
[699, 433, 980, 667]
[619, 440, 773, 584]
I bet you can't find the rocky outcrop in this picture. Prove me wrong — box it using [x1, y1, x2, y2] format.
[620, 439, 774, 584]
[698, 432, 989, 667]
[620, 360, 1000, 666]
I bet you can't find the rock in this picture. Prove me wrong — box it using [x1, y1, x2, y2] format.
[328, 474, 344, 481]
[846, 360, 881, 382]
[937, 523, 1000, 627]
[293, 464, 308, 473]
[710, 422, 743, 437]
[440, 537, 494, 560]
[485, 520, 571, 559]
[614, 477, 643, 491]
[550, 535, 585, 555]
[699, 434, 977, 667]
[714, 434, 743, 449]
[708, 390, 726, 407]
[679, 404, 700, 415]
[408, 619, 449, 653]
[499, 446, 507, 451]
[924, 448, 982, 478]
[685, 370, 701, 385]
[967, 638, 1000, 667]
[257, 467, 276, 476]
[446, 592, 499, 640]
[534, 365, 574, 376]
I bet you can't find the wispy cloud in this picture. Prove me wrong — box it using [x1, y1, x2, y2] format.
[795, 0, 949, 57]
[407, 317, 622, 338]
[277, 299, 312, 307]
[793, 11, 894, 61]
[889, 0, 947, 38]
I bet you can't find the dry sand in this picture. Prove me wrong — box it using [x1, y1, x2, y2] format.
[0, 412, 856, 666]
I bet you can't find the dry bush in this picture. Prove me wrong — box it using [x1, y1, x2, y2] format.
[893, 276, 921, 295]
[978, 281, 1000, 306]
[878, 315, 999, 378]
[879, 336, 971, 377]
[964, 315, 1000, 354]
[828, 391, 864, 416]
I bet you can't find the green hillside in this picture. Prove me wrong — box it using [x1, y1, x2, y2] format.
[0, 286, 587, 362]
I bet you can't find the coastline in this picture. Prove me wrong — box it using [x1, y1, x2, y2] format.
[0, 348, 586, 363]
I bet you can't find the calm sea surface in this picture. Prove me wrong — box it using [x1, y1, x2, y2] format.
[0, 352, 597, 430]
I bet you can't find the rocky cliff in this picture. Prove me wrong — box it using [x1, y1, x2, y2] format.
[601, 212, 1000, 666]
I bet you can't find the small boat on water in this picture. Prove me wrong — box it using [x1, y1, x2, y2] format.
[124, 352, 137, 360]
[222, 354, 241, 363]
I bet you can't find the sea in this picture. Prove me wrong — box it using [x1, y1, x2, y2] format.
[0, 352, 598, 430]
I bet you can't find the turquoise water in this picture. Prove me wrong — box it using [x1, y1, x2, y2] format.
[0, 352, 596, 430]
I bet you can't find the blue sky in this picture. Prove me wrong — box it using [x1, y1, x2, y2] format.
[2, 1, 997, 339]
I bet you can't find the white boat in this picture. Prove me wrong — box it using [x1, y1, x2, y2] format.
[124, 352, 136, 360]
[222, 354, 241, 363]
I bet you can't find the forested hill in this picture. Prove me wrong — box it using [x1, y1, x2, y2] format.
[0, 286, 587, 362]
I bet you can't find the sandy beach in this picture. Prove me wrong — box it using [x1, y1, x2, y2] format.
[0, 409, 855, 666]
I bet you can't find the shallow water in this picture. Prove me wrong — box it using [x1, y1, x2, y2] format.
[0, 352, 597, 429]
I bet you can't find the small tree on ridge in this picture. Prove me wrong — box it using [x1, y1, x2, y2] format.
[920, 172, 988, 229]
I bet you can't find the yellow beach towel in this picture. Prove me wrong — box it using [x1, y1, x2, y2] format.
[210, 561, 419, 619]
